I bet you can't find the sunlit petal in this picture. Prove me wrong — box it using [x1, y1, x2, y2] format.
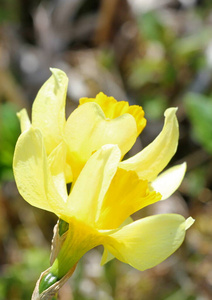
[13, 127, 66, 214]
[17, 108, 31, 132]
[150, 163, 187, 200]
[65, 144, 121, 224]
[103, 214, 194, 271]
[119, 108, 179, 181]
[32, 68, 68, 154]
[65, 102, 137, 179]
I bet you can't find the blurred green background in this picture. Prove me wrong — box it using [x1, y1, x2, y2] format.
[0, 0, 212, 299]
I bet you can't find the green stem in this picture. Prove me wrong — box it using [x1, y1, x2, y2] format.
[39, 219, 101, 294]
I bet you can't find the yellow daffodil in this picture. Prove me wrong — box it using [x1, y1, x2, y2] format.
[13, 68, 194, 294]
[17, 68, 186, 196]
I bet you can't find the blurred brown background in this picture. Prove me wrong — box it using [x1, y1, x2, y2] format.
[0, 0, 212, 299]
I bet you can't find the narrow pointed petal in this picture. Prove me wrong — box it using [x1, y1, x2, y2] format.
[119, 108, 179, 181]
[17, 108, 31, 132]
[13, 127, 66, 215]
[80, 92, 146, 135]
[32, 68, 68, 154]
[103, 214, 194, 271]
[95, 168, 161, 230]
[65, 145, 121, 224]
[150, 163, 187, 200]
[65, 102, 137, 179]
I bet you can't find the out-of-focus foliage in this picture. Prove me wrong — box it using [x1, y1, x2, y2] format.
[184, 92, 212, 154]
[0, 0, 212, 299]
[0, 0, 19, 22]
[0, 103, 20, 181]
[0, 248, 49, 300]
[128, 10, 209, 120]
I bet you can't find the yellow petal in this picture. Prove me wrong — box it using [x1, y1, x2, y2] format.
[103, 214, 194, 271]
[150, 163, 187, 200]
[65, 102, 137, 179]
[95, 168, 161, 230]
[101, 217, 133, 265]
[13, 127, 66, 215]
[47, 142, 68, 200]
[32, 68, 68, 154]
[119, 108, 179, 181]
[17, 108, 31, 132]
[80, 92, 146, 135]
[64, 144, 121, 224]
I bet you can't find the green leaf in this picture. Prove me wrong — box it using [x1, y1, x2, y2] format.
[184, 92, 212, 153]
[0, 103, 20, 181]
[137, 12, 165, 42]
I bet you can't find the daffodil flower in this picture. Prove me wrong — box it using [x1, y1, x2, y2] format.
[13, 68, 194, 295]
[17, 68, 186, 198]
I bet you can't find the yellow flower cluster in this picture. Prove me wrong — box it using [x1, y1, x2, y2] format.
[13, 69, 194, 284]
